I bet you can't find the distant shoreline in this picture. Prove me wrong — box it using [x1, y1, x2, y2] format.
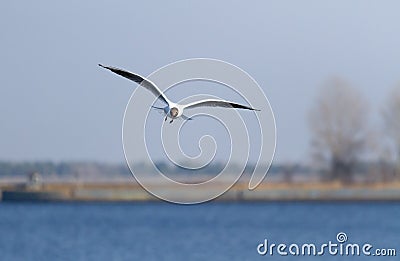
[1, 181, 400, 202]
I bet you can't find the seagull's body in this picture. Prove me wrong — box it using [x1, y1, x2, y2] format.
[99, 64, 259, 123]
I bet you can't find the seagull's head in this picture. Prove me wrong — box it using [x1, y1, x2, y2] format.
[170, 107, 179, 118]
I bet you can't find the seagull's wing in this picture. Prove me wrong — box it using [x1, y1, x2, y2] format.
[99, 64, 170, 105]
[182, 99, 259, 111]
[181, 114, 193, 121]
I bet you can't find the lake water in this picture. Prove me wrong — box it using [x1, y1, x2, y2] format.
[0, 202, 399, 260]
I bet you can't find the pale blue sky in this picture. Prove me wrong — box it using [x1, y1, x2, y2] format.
[0, 1, 399, 163]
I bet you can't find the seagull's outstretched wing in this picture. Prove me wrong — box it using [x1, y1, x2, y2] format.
[182, 99, 259, 111]
[99, 64, 170, 105]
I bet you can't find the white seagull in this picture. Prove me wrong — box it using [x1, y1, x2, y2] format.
[99, 64, 259, 123]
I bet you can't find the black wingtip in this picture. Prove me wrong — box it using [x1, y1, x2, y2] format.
[246, 105, 260, 111]
[228, 102, 260, 111]
[98, 64, 105, 68]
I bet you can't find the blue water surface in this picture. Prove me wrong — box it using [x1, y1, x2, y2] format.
[0, 202, 399, 261]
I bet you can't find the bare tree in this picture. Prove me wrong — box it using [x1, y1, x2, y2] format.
[382, 86, 400, 178]
[282, 163, 295, 184]
[309, 78, 369, 183]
